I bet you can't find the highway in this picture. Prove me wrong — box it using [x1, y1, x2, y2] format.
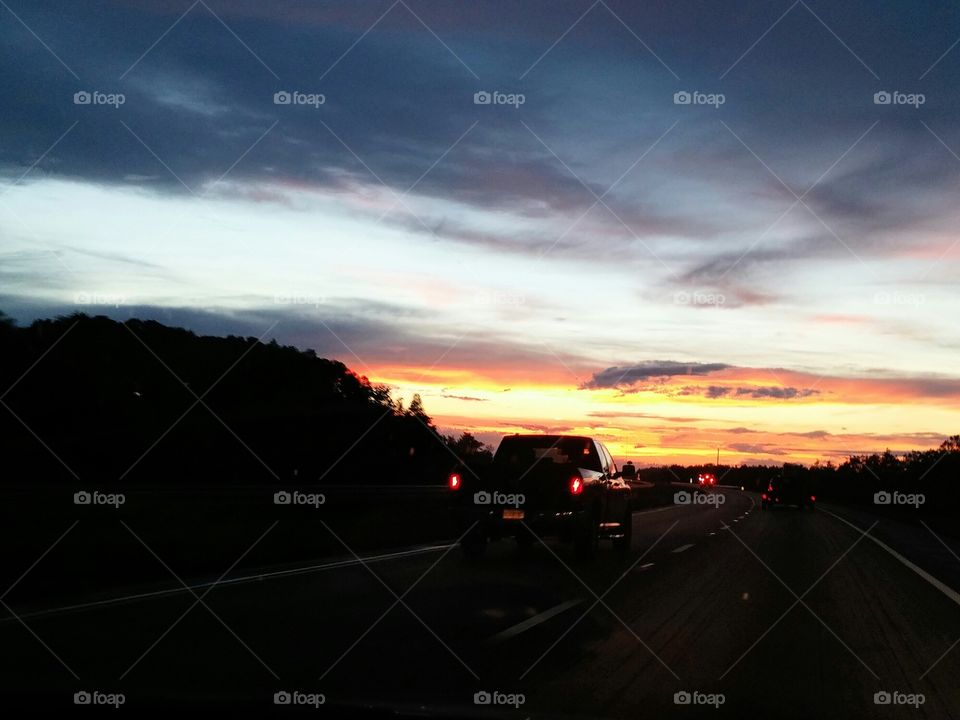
[2, 488, 959, 717]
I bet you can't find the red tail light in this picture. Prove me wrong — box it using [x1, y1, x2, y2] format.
[448, 473, 461, 490]
[810, 495, 816, 502]
[570, 476, 583, 495]
[761, 493, 767, 500]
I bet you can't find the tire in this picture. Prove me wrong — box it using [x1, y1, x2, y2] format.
[574, 514, 600, 559]
[612, 508, 633, 554]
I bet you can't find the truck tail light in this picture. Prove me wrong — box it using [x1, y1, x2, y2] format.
[570, 475, 584, 495]
[448, 473, 461, 491]
[810, 495, 816, 502]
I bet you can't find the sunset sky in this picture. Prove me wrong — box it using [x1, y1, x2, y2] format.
[3, 0, 959, 464]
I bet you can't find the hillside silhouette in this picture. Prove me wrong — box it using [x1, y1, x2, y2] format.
[0, 312, 487, 486]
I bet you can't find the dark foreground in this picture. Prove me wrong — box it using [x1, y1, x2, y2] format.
[1, 489, 959, 718]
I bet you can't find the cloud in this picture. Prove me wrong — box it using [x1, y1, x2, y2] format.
[582, 361, 730, 389]
[439, 392, 487, 402]
[734, 386, 820, 400]
[728, 443, 787, 456]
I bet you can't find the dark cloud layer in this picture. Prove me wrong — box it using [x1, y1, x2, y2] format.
[582, 361, 730, 389]
[4, 0, 960, 275]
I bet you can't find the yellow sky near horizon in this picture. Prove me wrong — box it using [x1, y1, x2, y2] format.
[371, 364, 959, 466]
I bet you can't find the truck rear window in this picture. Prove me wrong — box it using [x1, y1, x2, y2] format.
[494, 436, 601, 471]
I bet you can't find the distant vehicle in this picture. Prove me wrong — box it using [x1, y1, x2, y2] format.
[761, 468, 815, 510]
[620, 461, 637, 481]
[698, 473, 717, 488]
[448, 434, 632, 558]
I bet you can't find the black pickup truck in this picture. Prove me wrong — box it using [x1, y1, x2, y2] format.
[448, 434, 633, 558]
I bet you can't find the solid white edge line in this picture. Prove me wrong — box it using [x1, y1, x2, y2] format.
[821, 508, 960, 609]
[484, 599, 584, 645]
[0, 542, 455, 623]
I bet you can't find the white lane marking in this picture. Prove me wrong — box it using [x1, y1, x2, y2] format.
[484, 599, 584, 645]
[639, 563, 655, 570]
[821, 508, 960, 609]
[0, 542, 455, 623]
[672, 544, 695, 553]
[708, 532, 716, 536]
[633, 505, 685, 516]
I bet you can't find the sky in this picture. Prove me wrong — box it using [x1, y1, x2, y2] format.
[2, 0, 960, 465]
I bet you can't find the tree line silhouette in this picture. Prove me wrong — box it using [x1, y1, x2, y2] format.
[642, 439, 960, 514]
[0, 311, 484, 486]
[1, 310, 956, 513]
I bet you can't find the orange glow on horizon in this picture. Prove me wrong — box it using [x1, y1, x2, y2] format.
[368, 362, 960, 467]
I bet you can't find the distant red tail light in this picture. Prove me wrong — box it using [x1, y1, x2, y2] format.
[570, 475, 584, 495]
[448, 473, 461, 490]
[810, 495, 816, 502]
[761, 493, 767, 500]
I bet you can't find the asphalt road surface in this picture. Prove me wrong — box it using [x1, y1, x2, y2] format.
[2, 489, 959, 717]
